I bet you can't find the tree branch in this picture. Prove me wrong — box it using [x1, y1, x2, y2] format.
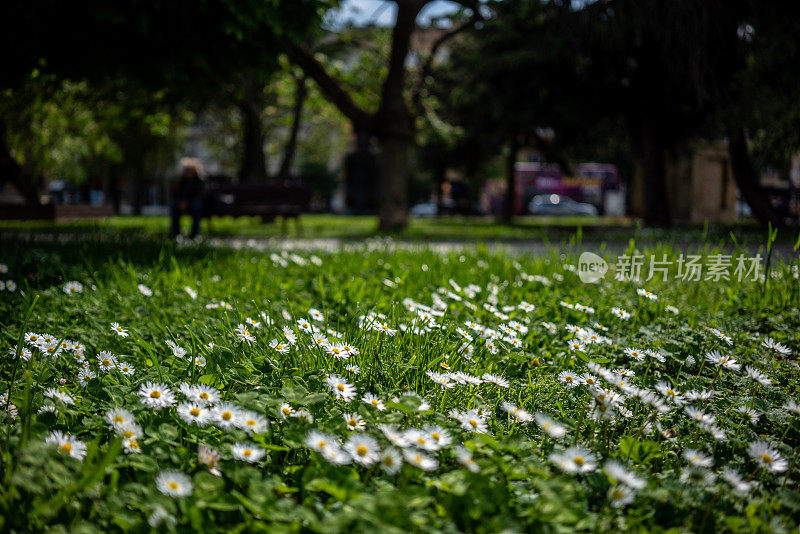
[411, 10, 483, 114]
[287, 44, 373, 132]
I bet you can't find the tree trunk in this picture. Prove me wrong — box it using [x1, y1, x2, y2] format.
[239, 72, 268, 183]
[372, 0, 423, 231]
[640, 105, 671, 226]
[0, 119, 40, 205]
[502, 133, 519, 223]
[728, 128, 782, 227]
[377, 136, 409, 231]
[277, 74, 307, 182]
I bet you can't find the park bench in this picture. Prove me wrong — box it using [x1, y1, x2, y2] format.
[0, 203, 114, 221]
[203, 183, 312, 232]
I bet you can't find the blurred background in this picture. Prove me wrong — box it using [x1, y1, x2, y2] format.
[0, 0, 798, 233]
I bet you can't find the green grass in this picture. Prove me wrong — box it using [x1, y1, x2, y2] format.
[2, 214, 793, 246]
[0, 231, 799, 531]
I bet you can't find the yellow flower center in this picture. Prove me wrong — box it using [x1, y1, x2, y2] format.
[337, 384, 345, 392]
[469, 419, 478, 428]
[244, 449, 252, 457]
[246, 419, 255, 426]
[114, 416, 124, 423]
[356, 445, 368, 456]
[128, 440, 139, 449]
[761, 454, 772, 464]
[612, 488, 623, 499]
[124, 430, 134, 438]
[190, 408, 201, 416]
[565, 376, 573, 382]
[199, 392, 209, 399]
[432, 433, 441, 441]
[168, 481, 179, 490]
[383, 456, 394, 465]
[348, 419, 358, 426]
[222, 411, 232, 420]
[59, 443, 73, 453]
[150, 391, 161, 399]
[574, 456, 585, 466]
[102, 359, 111, 366]
[371, 400, 378, 406]
[282, 407, 291, 414]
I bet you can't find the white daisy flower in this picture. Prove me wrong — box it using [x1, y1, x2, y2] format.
[234, 324, 256, 345]
[683, 449, 713, 468]
[110, 322, 129, 337]
[186, 384, 220, 405]
[482, 373, 510, 388]
[123, 438, 142, 454]
[305, 430, 336, 453]
[362, 393, 386, 411]
[137, 284, 153, 296]
[105, 408, 136, 430]
[138, 382, 176, 409]
[155, 470, 193, 497]
[325, 375, 356, 402]
[403, 449, 438, 471]
[269, 339, 290, 354]
[278, 403, 295, 420]
[177, 402, 212, 426]
[344, 435, 381, 466]
[745, 366, 772, 387]
[378, 424, 410, 448]
[96, 351, 118, 373]
[558, 370, 580, 388]
[550, 446, 597, 474]
[231, 443, 266, 463]
[43, 388, 75, 405]
[238, 411, 269, 434]
[379, 447, 403, 474]
[501, 402, 534, 423]
[45, 430, 87, 460]
[117, 362, 135, 376]
[747, 440, 789, 473]
[343, 412, 366, 431]
[63, 281, 83, 294]
[604, 460, 646, 489]
[325, 343, 349, 360]
[721, 468, 753, 495]
[214, 403, 243, 430]
[535, 413, 567, 439]
[455, 446, 480, 473]
[607, 485, 635, 508]
[455, 410, 488, 433]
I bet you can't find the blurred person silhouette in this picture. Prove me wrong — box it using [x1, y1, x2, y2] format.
[170, 158, 205, 238]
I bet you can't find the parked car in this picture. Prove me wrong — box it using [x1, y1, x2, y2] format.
[528, 194, 598, 216]
[410, 202, 438, 217]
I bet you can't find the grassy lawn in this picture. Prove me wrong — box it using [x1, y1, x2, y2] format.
[0, 231, 798, 531]
[1, 213, 793, 248]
